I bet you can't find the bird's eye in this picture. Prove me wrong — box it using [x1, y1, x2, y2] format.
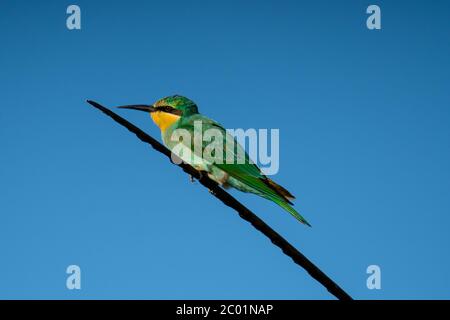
[159, 106, 171, 112]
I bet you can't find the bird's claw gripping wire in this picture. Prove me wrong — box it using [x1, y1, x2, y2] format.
[195, 170, 216, 195]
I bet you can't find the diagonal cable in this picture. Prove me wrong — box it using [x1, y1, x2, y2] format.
[87, 100, 353, 300]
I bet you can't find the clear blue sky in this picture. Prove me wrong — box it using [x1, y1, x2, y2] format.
[1, 0, 449, 299]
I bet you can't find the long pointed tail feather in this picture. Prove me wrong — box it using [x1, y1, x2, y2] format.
[269, 196, 311, 227]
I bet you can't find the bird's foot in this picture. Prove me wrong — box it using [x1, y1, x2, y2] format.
[195, 170, 217, 195]
[197, 170, 208, 180]
[189, 170, 209, 184]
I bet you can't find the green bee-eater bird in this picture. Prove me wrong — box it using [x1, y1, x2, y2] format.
[117, 95, 311, 226]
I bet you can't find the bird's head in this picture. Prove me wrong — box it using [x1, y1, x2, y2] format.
[117, 95, 198, 132]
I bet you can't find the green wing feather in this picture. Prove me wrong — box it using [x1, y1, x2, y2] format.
[172, 115, 311, 226]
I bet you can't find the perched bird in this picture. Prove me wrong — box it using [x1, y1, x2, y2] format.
[117, 95, 311, 226]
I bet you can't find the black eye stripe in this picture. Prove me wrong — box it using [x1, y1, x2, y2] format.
[159, 105, 172, 111]
[155, 105, 182, 115]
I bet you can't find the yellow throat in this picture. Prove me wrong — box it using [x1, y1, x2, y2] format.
[150, 111, 181, 132]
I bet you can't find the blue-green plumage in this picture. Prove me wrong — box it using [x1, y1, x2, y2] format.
[119, 95, 311, 226]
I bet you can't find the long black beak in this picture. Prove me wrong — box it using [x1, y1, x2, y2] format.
[116, 105, 156, 112]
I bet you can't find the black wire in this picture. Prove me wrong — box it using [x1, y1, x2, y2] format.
[87, 100, 353, 300]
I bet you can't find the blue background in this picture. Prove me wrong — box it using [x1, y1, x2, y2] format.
[1, 0, 449, 299]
